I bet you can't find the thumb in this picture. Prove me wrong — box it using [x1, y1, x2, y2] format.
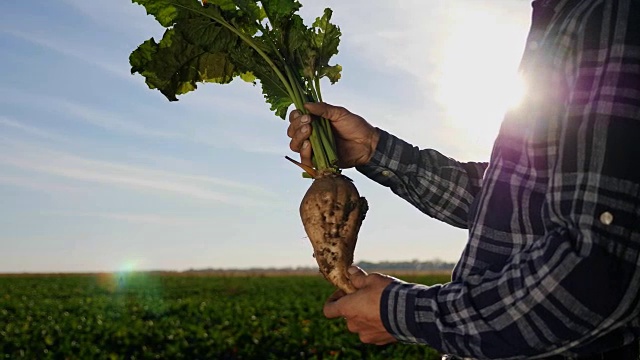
[304, 102, 350, 122]
[347, 266, 368, 289]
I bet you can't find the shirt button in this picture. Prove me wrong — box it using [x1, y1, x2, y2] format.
[599, 211, 614, 225]
[381, 170, 391, 177]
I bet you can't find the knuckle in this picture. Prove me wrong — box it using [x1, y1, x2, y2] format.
[289, 110, 301, 122]
[334, 106, 349, 116]
[298, 126, 311, 138]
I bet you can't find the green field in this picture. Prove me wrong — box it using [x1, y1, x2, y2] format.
[0, 273, 449, 359]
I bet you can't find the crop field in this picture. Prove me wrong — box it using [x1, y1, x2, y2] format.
[0, 272, 449, 359]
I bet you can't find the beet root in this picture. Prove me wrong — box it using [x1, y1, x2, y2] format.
[299, 173, 368, 294]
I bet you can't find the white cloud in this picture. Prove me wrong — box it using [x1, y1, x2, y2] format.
[4, 29, 134, 82]
[48, 211, 210, 226]
[0, 138, 278, 207]
[0, 116, 69, 143]
[0, 174, 83, 193]
[0, 84, 288, 156]
[56, 99, 183, 140]
[61, 0, 162, 35]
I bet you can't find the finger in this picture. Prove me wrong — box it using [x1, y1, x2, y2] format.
[287, 116, 310, 140]
[289, 123, 312, 152]
[359, 333, 374, 344]
[346, 320, 359, 334]
[360, 333, 396, 345]
[376, 337, 397, 346]
[346, 266, 368, 290]
[287, 110, 311, 137]
[323, 296, 344, 319]
[288, 109, 302, 124]
[371, 334, 398, 346]
[300, 140, 313, 168]
[304, 102, 350, 122]
[289, 112, 313, 146]
[327, 289, 346, 303]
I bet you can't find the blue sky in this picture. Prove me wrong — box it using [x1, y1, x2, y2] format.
[0, 1, 531, 273]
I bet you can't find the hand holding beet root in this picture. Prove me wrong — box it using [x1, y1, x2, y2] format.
[323, 266, 397, 345]
[288, 103, 380, 169]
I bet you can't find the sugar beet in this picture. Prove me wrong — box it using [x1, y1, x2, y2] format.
[299, 173, 368, 294]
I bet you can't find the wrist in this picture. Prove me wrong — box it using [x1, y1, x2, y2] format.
[365, 127, 381, 164]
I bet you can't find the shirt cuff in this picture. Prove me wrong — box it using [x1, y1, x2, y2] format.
[381, 280, 439, 346]
[356, 128, 416, 186]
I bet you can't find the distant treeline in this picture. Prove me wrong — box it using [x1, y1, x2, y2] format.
[356, 260, 456, 272]
[181, 260, 456, 275]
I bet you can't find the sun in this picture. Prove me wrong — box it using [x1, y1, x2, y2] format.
[433, 3, 529, 157]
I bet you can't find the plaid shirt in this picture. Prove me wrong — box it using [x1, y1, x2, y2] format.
[357, 0, 640, 358]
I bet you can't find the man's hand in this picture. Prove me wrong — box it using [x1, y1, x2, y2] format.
[323, 266, 398, 345]
[287, 103, 380, 169]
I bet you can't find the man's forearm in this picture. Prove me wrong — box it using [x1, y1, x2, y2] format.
[357, 129, 488, 228]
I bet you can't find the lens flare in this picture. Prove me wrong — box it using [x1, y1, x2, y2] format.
[431, 3, 530, 158]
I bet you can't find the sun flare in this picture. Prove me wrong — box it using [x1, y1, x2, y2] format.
[433, 4, 529, 155]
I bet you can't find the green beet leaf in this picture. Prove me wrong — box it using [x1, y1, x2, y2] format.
[130, 0, 343, 173]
